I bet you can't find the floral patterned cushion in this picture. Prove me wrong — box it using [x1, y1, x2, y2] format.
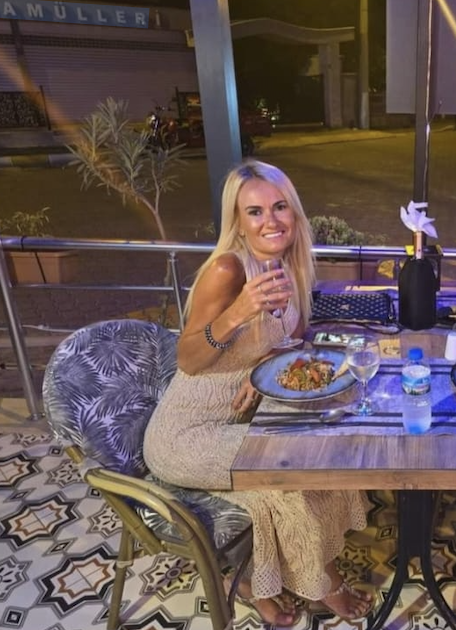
[43, 319, 178, 477]
[138, 473, 252, 550]
[43, 319, 252, 549]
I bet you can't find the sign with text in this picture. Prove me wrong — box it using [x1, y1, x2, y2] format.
[0, 0, 149, 28]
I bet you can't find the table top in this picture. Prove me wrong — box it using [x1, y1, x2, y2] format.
[231, 329, 456, 492]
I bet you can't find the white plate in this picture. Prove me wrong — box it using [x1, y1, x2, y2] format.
[251, 349, 356, 402]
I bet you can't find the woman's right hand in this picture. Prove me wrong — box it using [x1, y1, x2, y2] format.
[230, 268, 292, 323]
[177, 255, 291, 374]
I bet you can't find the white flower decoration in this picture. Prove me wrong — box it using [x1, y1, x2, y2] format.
[400, 200, 438, 239]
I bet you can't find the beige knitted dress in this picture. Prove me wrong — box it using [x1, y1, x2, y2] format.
[143, 297, 367, 601]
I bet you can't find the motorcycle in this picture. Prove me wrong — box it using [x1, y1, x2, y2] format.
[145, 100, 255, 156]
[145, 104, 179, 150]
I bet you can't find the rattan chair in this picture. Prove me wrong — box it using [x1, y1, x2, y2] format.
[42, 319, 253, 630]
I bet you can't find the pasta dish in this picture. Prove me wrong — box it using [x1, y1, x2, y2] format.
[276, 355, 335, 391]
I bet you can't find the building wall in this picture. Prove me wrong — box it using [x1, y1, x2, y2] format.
[0, 8, 199, 126]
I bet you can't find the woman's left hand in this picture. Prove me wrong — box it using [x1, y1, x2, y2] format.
[232, 378, 260, 414]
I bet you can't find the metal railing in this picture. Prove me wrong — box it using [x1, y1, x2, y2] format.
[1, 235, 456, 421]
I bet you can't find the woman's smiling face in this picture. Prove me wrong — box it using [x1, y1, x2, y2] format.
[237, 178, 296, 261]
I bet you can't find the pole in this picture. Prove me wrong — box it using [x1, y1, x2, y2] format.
[358, 0, 370, 129]
[0, 244, 44, 420]
[413, 0, 435, 211]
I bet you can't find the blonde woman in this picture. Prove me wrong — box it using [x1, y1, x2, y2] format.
[144, 160, 372, 625]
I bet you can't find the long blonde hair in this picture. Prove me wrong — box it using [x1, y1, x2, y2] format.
[185, 160, 316, 326]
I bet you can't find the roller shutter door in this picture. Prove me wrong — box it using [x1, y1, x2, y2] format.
[0, 45, 25, 90]
[26, 46, 198, 124]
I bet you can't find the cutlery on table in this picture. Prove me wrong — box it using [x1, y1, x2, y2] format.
[253, 408, 349, 427]
[262, 423, 343, 434]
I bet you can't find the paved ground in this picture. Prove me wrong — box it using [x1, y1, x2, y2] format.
[1, 122, 456, 400]
[0, 124, 400, 164]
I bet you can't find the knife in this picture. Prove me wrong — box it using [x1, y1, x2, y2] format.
[261, 420, 404, 434]
[252, 416, 323, 427]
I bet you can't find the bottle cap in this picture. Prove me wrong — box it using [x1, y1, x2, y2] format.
[408, 347, 423, 360]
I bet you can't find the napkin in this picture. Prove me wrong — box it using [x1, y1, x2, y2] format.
[400, 200, 438, 238]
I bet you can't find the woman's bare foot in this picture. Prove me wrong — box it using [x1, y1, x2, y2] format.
[224, 575, 300, 627]
[321, 580, 373, 620]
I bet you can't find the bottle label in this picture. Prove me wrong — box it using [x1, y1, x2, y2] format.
[401, 374, 430, 395]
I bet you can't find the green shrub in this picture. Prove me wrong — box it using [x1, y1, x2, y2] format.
[0, 208, 50, 236]
[309, 215, 386, 246]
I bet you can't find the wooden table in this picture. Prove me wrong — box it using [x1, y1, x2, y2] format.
[231, 329, 456, 630]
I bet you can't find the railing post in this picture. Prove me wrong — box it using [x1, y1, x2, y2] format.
[393, 258, 402, 281]
[168, 252, 185, 331]
[0, 243, 44, 420]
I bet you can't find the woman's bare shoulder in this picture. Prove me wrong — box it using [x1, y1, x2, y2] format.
[196, 252, 245, 298]
[209, 252, 244, 277]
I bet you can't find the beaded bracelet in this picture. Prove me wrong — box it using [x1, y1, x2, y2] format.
[204, 323, 233, 350]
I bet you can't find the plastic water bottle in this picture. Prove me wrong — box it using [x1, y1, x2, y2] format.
[401, 347, 432, 434]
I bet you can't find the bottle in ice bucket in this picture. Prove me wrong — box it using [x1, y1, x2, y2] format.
[398, 230, 437, 330]
[401, 347, 432, 434]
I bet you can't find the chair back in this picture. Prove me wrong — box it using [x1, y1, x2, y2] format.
[43, 319, 177, 477]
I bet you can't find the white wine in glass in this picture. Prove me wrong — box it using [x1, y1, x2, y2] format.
[260, 259, 301, 349]
[346, 335, 380, 415]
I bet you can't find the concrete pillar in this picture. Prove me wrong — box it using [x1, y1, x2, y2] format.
[189, 0, 242, 235]
[358, 0, 370, 129]
[319, 43, 343, 128]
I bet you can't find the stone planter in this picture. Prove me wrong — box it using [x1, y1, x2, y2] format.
[6, 251, 79, 284]
[316, 259, 379, 283]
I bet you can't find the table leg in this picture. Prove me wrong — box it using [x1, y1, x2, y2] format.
[368, 490, 456, 630]
[415, 491, 456, 629]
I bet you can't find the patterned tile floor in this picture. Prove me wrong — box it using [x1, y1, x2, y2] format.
[1, 424, 456, 630]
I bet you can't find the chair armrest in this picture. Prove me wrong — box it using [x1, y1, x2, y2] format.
[86, 468, 214, 547]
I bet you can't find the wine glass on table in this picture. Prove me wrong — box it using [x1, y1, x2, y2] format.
[260, 258, 301, 349]
[345, 334, 380, 415]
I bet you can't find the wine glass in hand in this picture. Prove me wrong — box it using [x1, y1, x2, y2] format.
[346, 335, 380, 415]
[260, 259, 301, 349]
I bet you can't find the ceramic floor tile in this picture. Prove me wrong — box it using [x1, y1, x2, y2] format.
[1, 430, 456, 630]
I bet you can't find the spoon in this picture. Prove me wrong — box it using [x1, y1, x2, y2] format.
[312, 408, 349, 423]
[255, 408, 348, 426]
[260, 408, 349, 434]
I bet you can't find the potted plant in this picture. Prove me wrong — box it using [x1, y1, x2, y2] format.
[68, 97, 186, 242]
[68, 97, 186, 324]
[309, 215, 386, 282]
[0, 208, 78, 285]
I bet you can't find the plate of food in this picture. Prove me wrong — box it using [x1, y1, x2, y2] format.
[251, 349, 356, 401]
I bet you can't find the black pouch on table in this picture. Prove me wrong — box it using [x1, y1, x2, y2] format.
[310, 292, 397, 328]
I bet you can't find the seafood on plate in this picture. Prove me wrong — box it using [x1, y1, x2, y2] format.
[276, 355, 336, 392]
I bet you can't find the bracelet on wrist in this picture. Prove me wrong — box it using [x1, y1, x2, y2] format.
[204, 323, 233, 350]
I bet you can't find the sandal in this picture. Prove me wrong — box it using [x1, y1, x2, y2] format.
[236, 592, 301, 627]
[321, 580, 375, 621]
[224, 574, 301, 627]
